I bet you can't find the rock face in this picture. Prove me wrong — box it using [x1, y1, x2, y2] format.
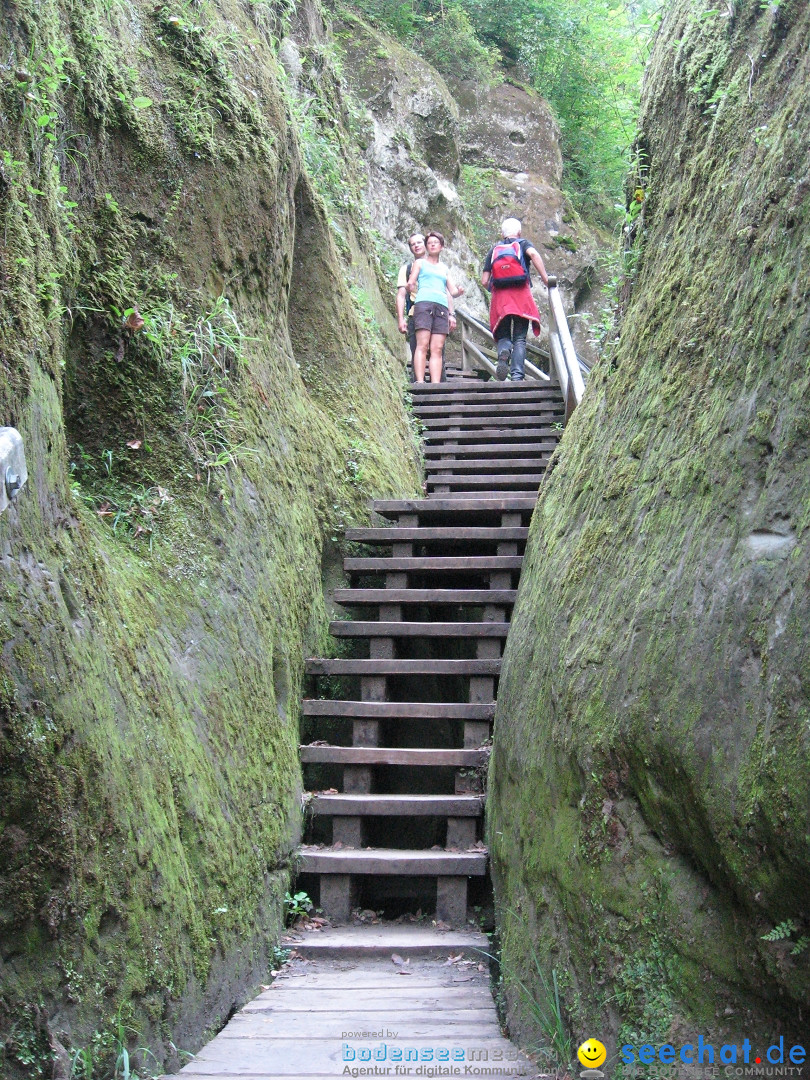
[450, 78, 598, 362]
[0, 0, 419, 1072]
[334, 15, 466, 248]
[451, 79, 562, 185]
[489, 0, 810, 1060]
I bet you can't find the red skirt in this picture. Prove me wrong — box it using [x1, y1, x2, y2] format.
[489, 282, 541, 339]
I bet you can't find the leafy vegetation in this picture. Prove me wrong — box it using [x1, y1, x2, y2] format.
[338, 0, 661, 221]
[284, 890, 314, 924]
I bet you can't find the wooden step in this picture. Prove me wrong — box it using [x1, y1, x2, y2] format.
[412, 402, 561, 417]
[371, 497, 536, 517]
[411, 380, 552, 391]
[299, 745, 489, 765]
[300, 700, 495, 719]
[284, 923, 490, 959]
[305, 658, 501, 675]
[343, 556, 523, 572]
[299, 847, 488, 875]
[412, 382, 552, 395]
[424, 443, 557, 457]
[310, 794, 484, 816]
[414, 384, 557, 393]
[333, 588, 517, 605]
[419, 493, 536, 502]
[343, 526, 529, 543]
[328, 621, 509, 638]
[426, 474, 543, 489]
[425, 458, 548, 472]
[411, 390, 555, 406]
[420, 412, 563, 430]
[423, 426, 561, 443]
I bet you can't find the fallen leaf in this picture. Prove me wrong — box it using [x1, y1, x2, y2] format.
[391, 954, 404, 966]
[124, 307, 145, 332]
[126, 439, 142, 450]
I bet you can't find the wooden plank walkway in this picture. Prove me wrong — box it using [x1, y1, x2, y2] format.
[164, 929, 536, 1079]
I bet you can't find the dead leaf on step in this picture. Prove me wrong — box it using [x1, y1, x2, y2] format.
[391, 953, 404, 965]
[443, 952, 463, 965]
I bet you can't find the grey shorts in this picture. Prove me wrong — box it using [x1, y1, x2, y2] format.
[413, 301, 449, 336]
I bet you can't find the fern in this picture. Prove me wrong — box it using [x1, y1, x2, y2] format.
[762, 919, 798, 942]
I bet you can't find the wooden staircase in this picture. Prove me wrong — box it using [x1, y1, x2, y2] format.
[297, 379, 565, 925]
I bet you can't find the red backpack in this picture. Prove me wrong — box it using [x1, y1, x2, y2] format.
[489, 240, 529, 288]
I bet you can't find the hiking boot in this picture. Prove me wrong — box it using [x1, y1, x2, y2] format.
[496, 351, 509, 381]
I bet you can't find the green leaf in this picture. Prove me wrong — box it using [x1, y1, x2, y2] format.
[132, 96, 153, 109]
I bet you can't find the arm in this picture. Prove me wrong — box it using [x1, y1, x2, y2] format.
[446, 273, 464, 299]
[481, 270, 491, 291]
[406, 259, 422, 295]
[395, 263, 408, 332]
[396, 286, 408, 333]
[446, 283, 456, 331]
[525, 246, 549, 287]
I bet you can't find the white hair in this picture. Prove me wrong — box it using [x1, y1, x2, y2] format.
[501, 217, 522, 237]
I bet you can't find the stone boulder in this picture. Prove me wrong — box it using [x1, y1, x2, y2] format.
[450, 78, 599, 363]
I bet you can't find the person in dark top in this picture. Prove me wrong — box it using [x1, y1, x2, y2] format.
[482, 217, 549, 381]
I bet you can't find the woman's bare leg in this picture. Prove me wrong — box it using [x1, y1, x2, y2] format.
[413, 329, 431, 382]
[428, 334, 446, 384]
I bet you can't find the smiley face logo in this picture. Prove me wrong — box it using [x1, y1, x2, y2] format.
[577, 1039, 607, 1070]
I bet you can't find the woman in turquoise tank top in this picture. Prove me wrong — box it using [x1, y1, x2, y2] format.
[406, 232, 464, 383]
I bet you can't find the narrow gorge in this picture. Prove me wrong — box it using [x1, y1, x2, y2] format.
[0, 0, 808, 1076]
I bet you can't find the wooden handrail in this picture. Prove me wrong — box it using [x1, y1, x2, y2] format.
[546, 276, 585, 420]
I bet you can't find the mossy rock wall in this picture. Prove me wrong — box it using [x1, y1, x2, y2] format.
[0, 0, 420, 1073]
[488, 0, 810, 1065]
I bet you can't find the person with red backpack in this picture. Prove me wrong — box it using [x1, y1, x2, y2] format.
[482, 217, 549, 381]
